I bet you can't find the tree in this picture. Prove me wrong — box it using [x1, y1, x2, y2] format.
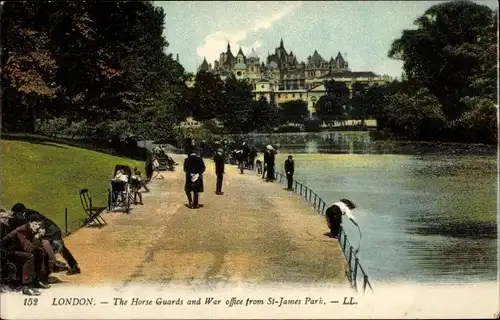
[388, 0, 497, 120]
[315, 80, 350, 126]
[452, 97, 498, 144]
[1, 1, 191, 142]
[278, 100, 309, 125]
[384, 87, 446, 141]
[348, 82, 370, 124]
[251, 97, 279, 132]
[191, 71, 226, 121]
[219, 74, 254, 133]
[1, 2, 59, 132]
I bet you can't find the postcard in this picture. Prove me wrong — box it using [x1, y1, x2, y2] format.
[0, 1, 498, 319]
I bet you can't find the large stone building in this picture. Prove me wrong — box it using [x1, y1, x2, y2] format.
[198, 39, 391, 113]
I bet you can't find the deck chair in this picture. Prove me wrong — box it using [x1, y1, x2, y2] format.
[151, 158, 165, 180]
[79, 189, 107, 227]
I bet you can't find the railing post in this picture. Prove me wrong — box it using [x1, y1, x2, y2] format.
[348, 246, 353, 270]
[353, 258, 359, 291]
[65, 208, 68, 236]
[273, 171, 372, 293]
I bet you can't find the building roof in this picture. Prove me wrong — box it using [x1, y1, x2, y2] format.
[307, 84, 326, 92]
[257, 78, 271, 83]
[319, 70, 380, 79]
[237, 47, 245, 58]
[234, 62, 247, 69]
[199, 57, 209, 71]
[248, 48, 259, 59]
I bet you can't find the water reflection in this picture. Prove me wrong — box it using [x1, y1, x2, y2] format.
[232, 132, 497, 283]
[228, 132, 497, 156]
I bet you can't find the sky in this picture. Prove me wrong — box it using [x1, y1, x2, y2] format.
[155, 1, 498, 79]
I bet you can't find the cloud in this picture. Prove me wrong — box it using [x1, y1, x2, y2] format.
[196, 30, 247, 64]
[196, 2, 302, 65]
[252, 2, 303, 31]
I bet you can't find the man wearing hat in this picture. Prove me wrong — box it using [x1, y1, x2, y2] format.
[213, 148, 225, 195]
[284, 155, 295, 191]
[325, 199, 359, 239]
[10, 203, 81, 275]
[184, 148, 206, 208]
[0, 215, 50, 295]
[264, 145, 276, 182]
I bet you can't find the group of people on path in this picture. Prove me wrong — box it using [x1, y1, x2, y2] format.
[181, 137, 359, 239]
[181, 138, 292, 208]
[0, 203, 80, 296]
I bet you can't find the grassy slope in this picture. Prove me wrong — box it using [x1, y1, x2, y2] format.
[0, 140, 143, 234]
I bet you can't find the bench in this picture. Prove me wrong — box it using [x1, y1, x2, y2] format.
[79, 189, 107, 228]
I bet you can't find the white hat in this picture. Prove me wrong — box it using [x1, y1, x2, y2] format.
[266, 145, 273, 150]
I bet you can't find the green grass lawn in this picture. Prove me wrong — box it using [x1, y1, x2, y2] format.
[0, 139, 144, 234]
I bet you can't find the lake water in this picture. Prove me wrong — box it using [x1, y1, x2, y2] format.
[228, 132, 498, 284]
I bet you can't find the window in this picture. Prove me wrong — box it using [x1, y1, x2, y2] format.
[292, 94, 295, 98]
[278, 94, 281, 98]
[251, 67, 254, 72]
[299, 93, 302, 98]
[261, 85, 265, 89]
[237, 71, 242, 76]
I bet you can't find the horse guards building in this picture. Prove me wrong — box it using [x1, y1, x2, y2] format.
[180, 39, 391, 127]
[195, 38, 391, 110]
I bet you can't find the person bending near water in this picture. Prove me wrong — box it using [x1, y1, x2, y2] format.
[325, 199, 359, 239]
[213, 148, 225, 195]
[11, 203, 81, 275]
[184, 149, 206, 209]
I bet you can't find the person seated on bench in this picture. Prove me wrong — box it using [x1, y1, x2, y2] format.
[166, 154, 177, 168]
[0, 216, 50, 295]
[11, 203, 81, 275]
[130, 169, 144, 205]
[1, 208, 65, 289]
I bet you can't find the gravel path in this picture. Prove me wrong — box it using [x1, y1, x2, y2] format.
[56, 155, 347, 287]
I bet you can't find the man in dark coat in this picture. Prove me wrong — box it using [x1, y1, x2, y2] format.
[284, 155, 295, 191]
[236, 150, 245, 174]
[184, 149, 206, 209]
[242, 142, 251, 168]
[0, 216, 50, 295]
[264, 145, 276, 182]
[11, 203, 81, 275]
[213, 148, 225, 195]
[145, 155, 154, 181]
[248, 148, 257, 170]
